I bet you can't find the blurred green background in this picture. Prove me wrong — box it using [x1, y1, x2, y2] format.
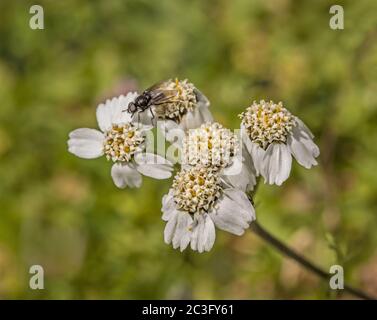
[0, 0, 376, 299]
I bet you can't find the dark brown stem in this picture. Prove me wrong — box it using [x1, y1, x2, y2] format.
[250, 220, 375, 300]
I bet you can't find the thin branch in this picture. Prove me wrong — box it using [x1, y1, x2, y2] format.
[250, 220, 375, 300]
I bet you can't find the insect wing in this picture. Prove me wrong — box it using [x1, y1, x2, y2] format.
[144, 80, 167, 93]
[149, 89, 179, 105]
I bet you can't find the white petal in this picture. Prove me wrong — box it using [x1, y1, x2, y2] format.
[262, 143, 292, 186]
[96, 102, 113, 132]
[192, 215, 205, 252]
[180, 108, 203, 131]
[190, 222, 199, 251]
[137, 164, 173, 179]
[135, 153, 173, 179]
[96, 93, 139, 131]
[164, 210, 193, 252]
[251, 144, 265, 175]
[69, 128, 104, 141]
[194, 88, 210, 108]
[222, 154, 257, 192]
[190, 214, 216, 253]
[172, 213, 193, 251]
[209, 189, 253, 236]
[68, 128, 104, 159]
[203, 215, 216, 252]
[180, 102, 213, 132]
[157, 120, 185, 146]
[132, 106, 155, 128]
[179, 234, 191, 251]
[198, 105, 213, 122]
[242, 131, 265, 176]
[222, 152, 243, 176]
[110, 163, 142, 188]
[164, 210, 179, 244]
[288, 126, 319, 169]
[161, 190, 176, 221]
[241, 143, 258, 191]
[277, 143, 292, 185]
[223, 189, 255, 223]
[111, 93, 137, 124]
[296, 117, 314, 139]
[240, 126, 262, 183]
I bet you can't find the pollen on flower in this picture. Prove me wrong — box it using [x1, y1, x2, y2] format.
[172, 167, 222, 214]
[103, 123, 145, 162]
[182, 122, 239, 169]
[154, 79, 197, 122]
[239, 100, 297, 149]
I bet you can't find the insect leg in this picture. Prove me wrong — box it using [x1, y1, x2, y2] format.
[150, 108, 155, 121]
[146, 101, 156, 124]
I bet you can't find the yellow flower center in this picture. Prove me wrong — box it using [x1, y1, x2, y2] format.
[172, 167, 222, 214]
[154, 79, 198, 122]
[182, 122, 239, 169]
[103, 123, 145, 162]
[239, 100, 297, 149]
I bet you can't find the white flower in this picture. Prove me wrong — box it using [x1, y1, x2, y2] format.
[180, 122, 257, 192]
[182, 122, 238, 168]
[240, 100, 320, 186]
[68, 93, 173, 188]
[154, 79, 213, 142]
[162, 166, 256, 253]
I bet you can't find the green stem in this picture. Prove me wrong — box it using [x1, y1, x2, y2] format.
[250, 221, 375, 300]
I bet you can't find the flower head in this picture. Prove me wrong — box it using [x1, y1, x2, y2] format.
[240, 100, 319, 186]
[162, 166, 256, 253]
[240, 100, 297, 150]
[155, 79, 213, 143]
[179, 121, 256, 192]
[68, 93, 173, 188]
[154, 79, 198, 123]
[182, 122, 239, 170]
[172, 166, 221, 214]
[103, 123, 145, 162]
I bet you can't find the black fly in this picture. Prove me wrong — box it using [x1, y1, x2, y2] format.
[126, 81, 178, 122]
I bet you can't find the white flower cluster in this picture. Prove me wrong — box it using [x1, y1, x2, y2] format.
[68, 93, 173, 189]
[241, 100, 320, 186]
[182, 122, 239, 169]
[164, 120, 256, 252]
[68, 79, 319, 253]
